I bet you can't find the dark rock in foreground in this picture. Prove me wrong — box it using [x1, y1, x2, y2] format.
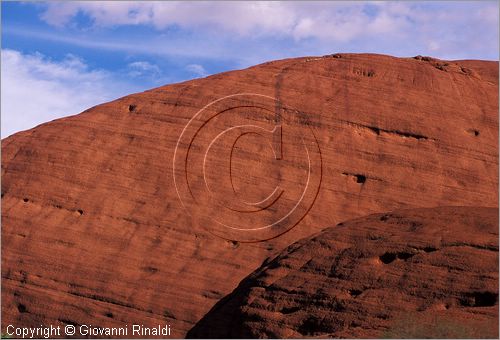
[188, 207, 498, 338]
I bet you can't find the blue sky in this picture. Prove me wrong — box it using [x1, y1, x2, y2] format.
[2, 1, 498, 137]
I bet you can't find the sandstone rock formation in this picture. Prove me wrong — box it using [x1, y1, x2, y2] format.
[188, 207, 499, 338]
[1, 54, 498, 337]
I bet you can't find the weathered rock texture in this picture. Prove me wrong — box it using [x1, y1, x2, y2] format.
[188, 207, 499, 338]
[1, 54, 498, 337]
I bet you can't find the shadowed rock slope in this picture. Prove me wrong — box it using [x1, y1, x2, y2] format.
[188, 207, 499, 338]
[2, 54, 498, 337]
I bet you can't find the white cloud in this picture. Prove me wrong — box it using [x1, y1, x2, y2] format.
[36, 1, 498, 60]
[37, 1, 410, 41]
[39, 1, 296, 36]
[185, 64, 208, 77]
[127, 61, 160, 78]
[8, 1, 490, 64]
[1, 49, 134, 137]
[40, 1, 154, 28]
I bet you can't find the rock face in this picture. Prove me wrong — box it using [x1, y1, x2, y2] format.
[188, 207, 499, 339]
[1, 54, 498, 337]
